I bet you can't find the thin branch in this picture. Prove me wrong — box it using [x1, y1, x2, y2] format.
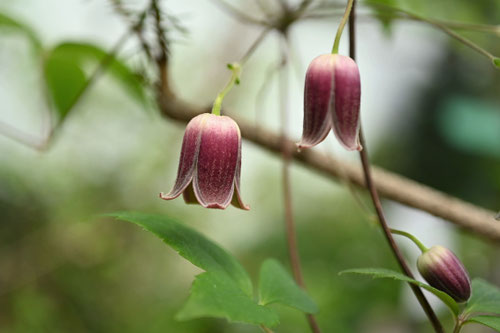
[349, 1, 443, 330]
[0, 120, 47, 151]
[260, 325, 274, 333]
[209, 0, 269, 26]
[278, 34, 321, 333]
[155, 95, 500, 241]
[363, 1, 498, 64]
[144, 0, 500, 242]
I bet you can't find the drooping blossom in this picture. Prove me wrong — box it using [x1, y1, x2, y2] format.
[417, 245, 471, 302]
[298, 54, 361, 151]
[160, 113, 249, 210]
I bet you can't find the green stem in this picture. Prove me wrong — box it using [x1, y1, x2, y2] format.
[390, 229, 428, 253]
[453, 319, 463, 333]
[210, 28, 271, 116]
[211, 63, 241, 116]
[260, 325, 274, 333]
[332, 0, 355, 54]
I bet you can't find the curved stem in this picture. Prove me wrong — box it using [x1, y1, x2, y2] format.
[279, 35, 321, 333]
[211, 29, 271, 116]
[260, 325, 274, 333]
[211, 63, 241, 116]
[390, 229, 428, 253]
[332, 0, 355, 53]
[348, 1, 444, 332]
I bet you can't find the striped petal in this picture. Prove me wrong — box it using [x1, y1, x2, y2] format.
[231, 126, 250, 210]
[159, 114, 207, 201]
[331, 54, 362, 151]
[192, 115, 241, 209]
[297, 54, 335, 149]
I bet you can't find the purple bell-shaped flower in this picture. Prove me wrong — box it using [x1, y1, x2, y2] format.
[160, 113, 249, 210]
[298, 54, 361, 151]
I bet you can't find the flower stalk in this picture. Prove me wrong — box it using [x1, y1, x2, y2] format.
[332, 0, 355, 53]
[211, 63, 241, 116]
[390, 228, 428, 253]
[347, 0, 444, 331]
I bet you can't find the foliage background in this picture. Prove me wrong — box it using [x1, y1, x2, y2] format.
[0, 0, 499, 332]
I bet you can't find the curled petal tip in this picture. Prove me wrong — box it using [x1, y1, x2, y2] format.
[159, 192, 174, 200]
[162, 113, 248, 211]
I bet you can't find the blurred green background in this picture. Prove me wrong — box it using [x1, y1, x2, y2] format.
[0, 0, 499, 332]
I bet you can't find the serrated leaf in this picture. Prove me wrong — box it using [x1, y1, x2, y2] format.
[44, 42, 145, 122]
[340, 268, 459, 315]
[107, 211, 253, 297]
[464, 278, 500, 316]
[177, 271, 279, 327]
[258, 259, 318, 314]
[0, 12, 42, 52]
[465, 315, 500, 332]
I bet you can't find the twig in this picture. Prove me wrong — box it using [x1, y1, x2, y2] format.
[349, 1, 443, 331]
[155, 96, 500, 241]
[260, 325, 274, 333]
[278, 34, 321, 333]
[44, 29, 134, 150]
[209, 0, 268, 26]
[364, 1, 498, 65]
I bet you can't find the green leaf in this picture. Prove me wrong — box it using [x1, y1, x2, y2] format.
[365, 0, 398, 34]
[258, 259, 318, 314]
[493, 57, 500, 69]
[0, 12, 42, 52]
[177, 271, 279, 327]
[106, 211, 253, 297]
[464, 278, 500, 315]
[44, 53, 87, 120]
[44, 42, 145, 121]
[465, 315, 500, 332]
[340, 268, 459, 315]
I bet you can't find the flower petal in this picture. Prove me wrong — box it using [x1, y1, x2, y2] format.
[231, 127, 250, 210]
[297, 54, 336, 149]
[159, 114, 207, 201]
[331, 55, 362, 151]
[192, 115, 240, 209]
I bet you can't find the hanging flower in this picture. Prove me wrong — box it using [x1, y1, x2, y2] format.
[298, 54, 361, 151]
[160, 113, 249, 210]
[417, 245, 471, 302]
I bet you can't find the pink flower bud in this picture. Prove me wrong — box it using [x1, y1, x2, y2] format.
[160, 113, 249, 210]
[417, 245, 471, 302]
[298, 54, 361, 151]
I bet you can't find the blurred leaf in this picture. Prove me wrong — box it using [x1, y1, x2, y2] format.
[258, 259, 318, 314]
[466, 315, 500, 332]
[44, 42, 145, 122]
[107, 211, 253, 296]
[0, 12, 42, 52]
[365, 0, 398, 34]
[340, 268, 459, 315]
[464, 278, 500, 315]
[177, 271, 279, 327]
[44, 53, 87, 120]
[438, 96, 500, 158]
[494, 57, 500, 68]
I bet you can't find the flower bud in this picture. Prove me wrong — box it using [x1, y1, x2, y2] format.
[160, 113, 249, 210]
[417, 245, 471, 302]
[298, 54, 361, 151]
